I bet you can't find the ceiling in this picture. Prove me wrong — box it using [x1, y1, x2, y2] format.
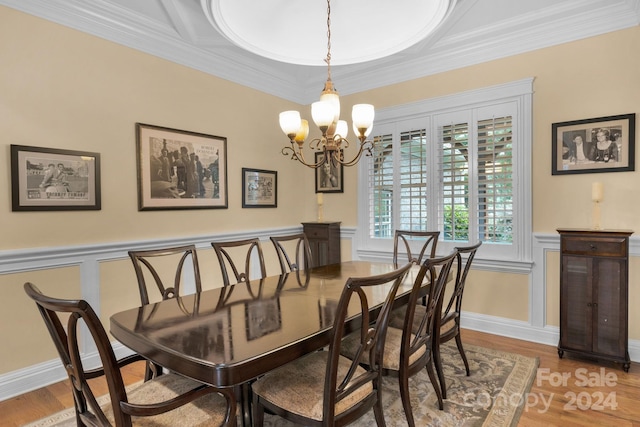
[2, 0, 639, 104]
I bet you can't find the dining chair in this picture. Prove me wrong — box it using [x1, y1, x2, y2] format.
[342, 251, 457, 426]
[24, 282, 237, 427]
[128, 244, 202, 380]
[392, 230, 440, 266]
[211, 238, 267, 286]
[251, 262, 413, 427]
[435, 241, 482, 397]
[269, 233, 313, 274]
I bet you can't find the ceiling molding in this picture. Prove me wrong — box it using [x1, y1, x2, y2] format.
[1, 0, 638, 104]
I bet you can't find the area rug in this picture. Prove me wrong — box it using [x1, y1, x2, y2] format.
[24, 342, 538, 427]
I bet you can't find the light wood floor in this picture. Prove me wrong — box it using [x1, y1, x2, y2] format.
[2, 329, 640, 426]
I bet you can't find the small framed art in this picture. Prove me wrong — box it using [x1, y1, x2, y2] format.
[11, 145, 101, 211]
[552, 113, 635, 175]
[242, 168, 277, 208]
[315, 153, 344, 193]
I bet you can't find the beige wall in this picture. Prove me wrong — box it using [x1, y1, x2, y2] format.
[2, 5, 640, 379]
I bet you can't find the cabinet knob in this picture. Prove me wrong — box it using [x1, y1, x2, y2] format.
[590, 244, 597, 251]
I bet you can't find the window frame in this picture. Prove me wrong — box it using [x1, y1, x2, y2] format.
[356, 78, 534, 271]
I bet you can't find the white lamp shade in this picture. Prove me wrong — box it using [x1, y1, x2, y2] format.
[335, 120, 348, 139]
[294, 119, 309, 143]
[279, 111, 302, 136]
[319, 91, 340, 123]
[352, 104, 375, 129]
[312, 101, 335, 128]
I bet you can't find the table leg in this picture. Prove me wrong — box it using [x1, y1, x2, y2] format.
[239, 382, 253, 427]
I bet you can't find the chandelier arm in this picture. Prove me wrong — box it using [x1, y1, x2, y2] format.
[281, 143, 329, 169]
[333, 140, 375, 167]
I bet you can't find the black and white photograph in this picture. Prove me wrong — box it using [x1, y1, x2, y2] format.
[315, 153, 344, 193]
[11, 145, 101, 211]
[242, 168, 277, 208]
[552, 113, 635, 175]
[136, 123, 228, 210]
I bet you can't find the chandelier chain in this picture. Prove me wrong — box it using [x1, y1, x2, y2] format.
[325, 0, 332, 81]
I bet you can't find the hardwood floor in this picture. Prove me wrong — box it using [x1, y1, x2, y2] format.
[2, 329, 639, 426]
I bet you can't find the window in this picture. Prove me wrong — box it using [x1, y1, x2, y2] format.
[357, 79, 533, 267]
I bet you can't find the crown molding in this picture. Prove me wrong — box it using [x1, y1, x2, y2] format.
[1, 0, 638, 104]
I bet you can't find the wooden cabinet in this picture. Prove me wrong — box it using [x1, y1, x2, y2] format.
[302, 221, 341, 267]
[557, 228, 632, 371]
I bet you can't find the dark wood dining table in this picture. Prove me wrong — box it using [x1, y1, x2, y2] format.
[110, 260, 422, 425]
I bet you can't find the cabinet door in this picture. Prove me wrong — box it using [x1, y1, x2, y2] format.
[593, 258, 626, 357]
[560, 255, 593, 352]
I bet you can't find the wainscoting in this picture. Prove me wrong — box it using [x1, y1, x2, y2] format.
[2, 228, 639, 402]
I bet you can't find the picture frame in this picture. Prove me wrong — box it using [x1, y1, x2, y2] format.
[242, 168, 277, 208]
[135, 123, 227, 210]
[245, 298, 282, 341]
[552, 113, 635, 175]
[10, 145, 101, 211]
[315, 153, 344, 193]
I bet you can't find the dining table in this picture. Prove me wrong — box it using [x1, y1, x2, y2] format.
[110, 260, 423, 426]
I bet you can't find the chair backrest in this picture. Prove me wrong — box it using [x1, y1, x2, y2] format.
[401, 251, 457, 361]
[442, 241, 482, 320]
[128, 244, 202, 305]
[24, 282, 131, 426]
[323, 262, 413, 421]
[212, 238, 267, 286]
[270, 233, 313, 274]
[393, 230, 440, 266]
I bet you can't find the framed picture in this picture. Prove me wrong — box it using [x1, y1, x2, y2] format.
[315, 153, 344, 193]
[552, 113, 635, 175]
[242, 168, 277, 208]
[135, 123, 227, 210]
[245, 298, 282, 341]
[10, 145, 101, 211]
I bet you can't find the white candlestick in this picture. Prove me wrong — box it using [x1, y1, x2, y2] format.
[592, 201, 601, 230]
[592, 182, 604, 202]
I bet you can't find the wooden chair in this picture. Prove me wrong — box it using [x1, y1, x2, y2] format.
[211, 238, 267, 286]
[393, 230, 440, 266]
[251, 262, 414, 427]
[128, 244, 202, 380]
[343, 251, 457, 426]
[435, 241, 482, 397]
[270, 233, 313, 274]
[23, 282, 237, 427]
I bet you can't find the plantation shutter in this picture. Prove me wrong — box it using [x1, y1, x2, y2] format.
[398, 128, 428, 231]
[477, 116, 513, 243]
[370, 133, 394, 238]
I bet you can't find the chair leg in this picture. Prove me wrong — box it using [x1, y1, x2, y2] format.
[455, 333, 471, 376]
[426, 359, 444, 410]
[373, 383, 387, 427]
[398, 370, 415, 427]
[433, 339, 447, 399]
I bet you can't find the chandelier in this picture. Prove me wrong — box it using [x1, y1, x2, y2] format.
[278, 0, 375, 169]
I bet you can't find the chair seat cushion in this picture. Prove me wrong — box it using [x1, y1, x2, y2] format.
[251, 351, 374, 421]
[389, 305, 426, 333]
[341, 327, 426, 371]
[104, 373, 230, 426]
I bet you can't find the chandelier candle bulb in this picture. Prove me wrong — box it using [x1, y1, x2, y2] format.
[317, 193, 323, 205]
[592, 182, 604, 202]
